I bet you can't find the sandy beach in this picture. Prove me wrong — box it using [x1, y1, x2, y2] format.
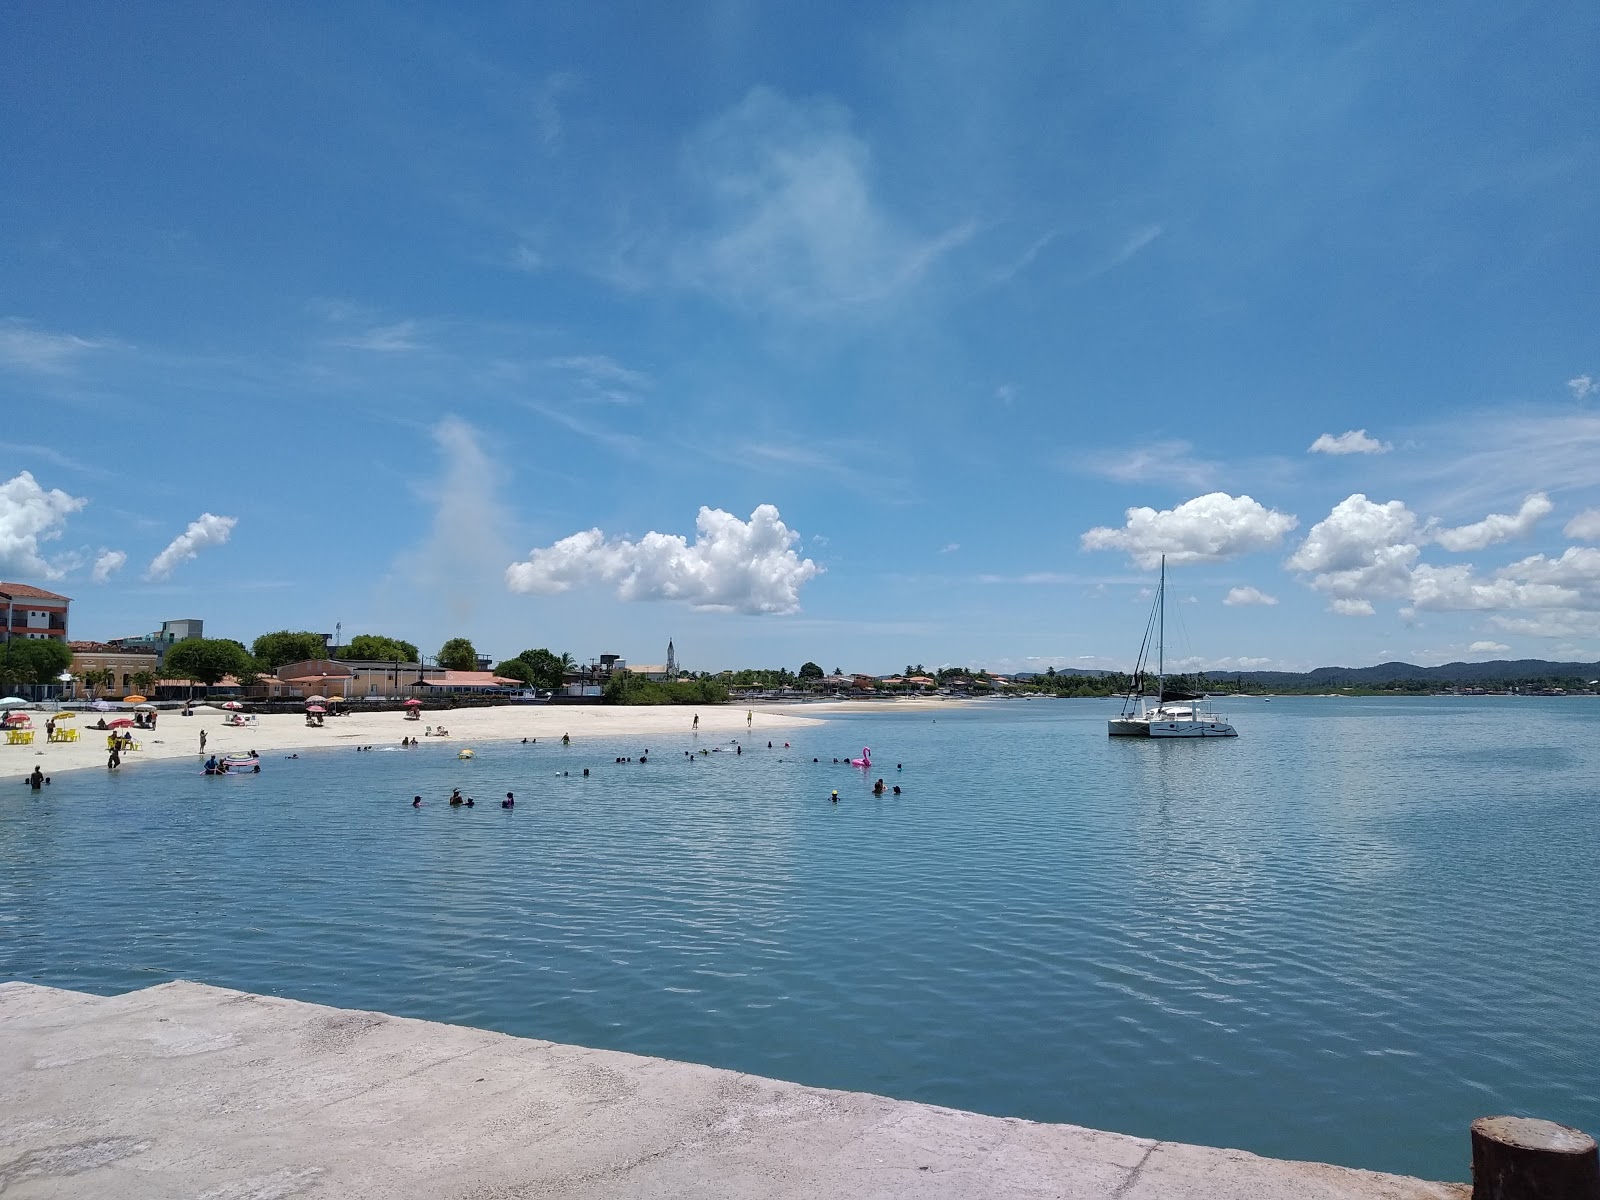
[11, 695, 983, 778]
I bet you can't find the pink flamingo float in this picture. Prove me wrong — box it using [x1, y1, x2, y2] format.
[849, 746, 872, 768]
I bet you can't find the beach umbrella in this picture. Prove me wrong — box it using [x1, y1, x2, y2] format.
[54, 711, 75, 721]
[123, 695, 147, 704]
[108, 717, 135, 728]
[132, 702, 156, 710]
[221, 701, 245, 711]
[305, 695, 329, 704]
[4, 712, 30, 724]
[403, 699, 423, 707]
[306, 705, 327, 714]
[0, 697, 28, 708]
[92, 700, 113, 712]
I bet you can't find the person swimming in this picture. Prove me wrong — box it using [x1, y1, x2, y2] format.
[873, 779, 885, 795]
[582, 768, 589, 776]
[412, 796, 422, 807]
[449, 788, 464, 806]
[830, 789, 839, 803]
[502, 792, 514, 809]
[892, 785, 901, 795]
[465, 796, 475, 807]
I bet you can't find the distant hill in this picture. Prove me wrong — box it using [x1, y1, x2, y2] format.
[1224, 659, 1600, 689]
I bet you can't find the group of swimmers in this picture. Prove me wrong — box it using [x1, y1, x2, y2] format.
[414, 789, 517, 809]
[24, 767, 51, 790]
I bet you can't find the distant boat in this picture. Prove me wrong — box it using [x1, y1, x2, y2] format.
[1108, 555, 1238, 739]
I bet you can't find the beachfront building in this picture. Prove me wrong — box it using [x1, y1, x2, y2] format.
[0, 583, 71, 642]
[107, 618, 205, 664]
[416, 670, 521, 696]
[68, 641, 160, 697]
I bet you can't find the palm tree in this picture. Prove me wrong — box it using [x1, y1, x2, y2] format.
[130, 668, 158, 697]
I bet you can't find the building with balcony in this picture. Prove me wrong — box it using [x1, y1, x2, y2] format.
[68, 642, 160, 698]
[0, 583, 71, 642]
[107, 619, 205, 663]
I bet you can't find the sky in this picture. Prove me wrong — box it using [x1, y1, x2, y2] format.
[2, 2, 1598, 675]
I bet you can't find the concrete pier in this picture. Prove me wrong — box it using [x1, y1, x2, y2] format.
[1, 979, 1467, 1198]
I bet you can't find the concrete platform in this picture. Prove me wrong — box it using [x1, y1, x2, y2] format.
[0, 979, 1468, 1198]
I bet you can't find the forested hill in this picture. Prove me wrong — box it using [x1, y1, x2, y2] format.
[1226, 659, 1600, 690]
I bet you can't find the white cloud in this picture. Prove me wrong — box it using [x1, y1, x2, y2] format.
[0, 319, 112, 373]
[506, 503, 822, 614]
[145, 513, 237, 580]
[1569, 375, 1595, 401]
[1565, 508, 1600, 542]
[1082, 492, 1298, 569]
[1308, 429, 1392, 455]
[1432, 493, 1552, 552]
[674, 88, 976, 314]
[939, 543, 960, 554]
[0, 471, 87, 579]
[1468, 641, 1510, 655]
[1223, 586, 1278, 606]
[91, 549, 127, 583]
[1490, 611, 1600, 639]
[331, 320, 423, 353]
[1076, 440, 1217, 488]
[1409, 548, 1600, 614]
[1287, 494, 1423, 604]
[1330, 598, 1376, 616]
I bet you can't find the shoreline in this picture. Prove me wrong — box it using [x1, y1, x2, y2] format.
[14, 695, 987, 779]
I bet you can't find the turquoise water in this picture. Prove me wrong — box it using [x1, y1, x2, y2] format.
[3, 697, 1597, 1180]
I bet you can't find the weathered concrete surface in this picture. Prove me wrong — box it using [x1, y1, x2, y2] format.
[0, 980, 1468, 1199]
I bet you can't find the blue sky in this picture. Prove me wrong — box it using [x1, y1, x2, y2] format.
[3, 2, 1598, 674]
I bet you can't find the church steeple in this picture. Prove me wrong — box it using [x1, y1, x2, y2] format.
[666, 638, 676, 679]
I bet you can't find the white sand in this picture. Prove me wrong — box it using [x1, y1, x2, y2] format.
[12, 695, 983, 778]
[14, 703, 829, 778]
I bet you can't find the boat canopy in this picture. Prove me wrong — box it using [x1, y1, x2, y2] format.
[1159, 688, 1203, 703]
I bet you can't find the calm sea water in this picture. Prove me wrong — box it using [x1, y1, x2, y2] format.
[3, 696, 1596, 1179]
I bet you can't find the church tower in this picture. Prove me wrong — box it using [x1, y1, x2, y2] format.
[666, 638, 676, 679]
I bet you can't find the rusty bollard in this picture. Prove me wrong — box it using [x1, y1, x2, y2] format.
[1472, 1117, 1599, 1200]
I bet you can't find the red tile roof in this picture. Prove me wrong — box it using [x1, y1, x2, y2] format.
[0, 582, 72, 602]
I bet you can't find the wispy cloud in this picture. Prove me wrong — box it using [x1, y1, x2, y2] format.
[0, 319, 116, 374]
[330, 320, 424, 353]
[1075, 223, 1163, 282]
[91, 549, 127, 583]
[1071, 439, 1219, 488]
[671, 88, 976, 315]
[547, 354, 651, 403]
[524, 400, 649, 459]
[1569, 374, 1595, 402]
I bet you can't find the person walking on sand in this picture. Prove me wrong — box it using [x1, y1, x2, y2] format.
[199, 729, 207, 754]
[692, 713, 699, 731]
[747, 710, 752, 727]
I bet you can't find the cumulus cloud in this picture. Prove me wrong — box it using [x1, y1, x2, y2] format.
[506, 504, 822, 614]
[1432, 493, 1552, 552]
[1223, 586, 1278, 606]
[91, 549, 127, 583]
[1565, 508, 1600, 542]
[1287, 494, 1423, 609]
[939, 542, 960, 554]
[145, 513, 237, 580]
[674, 88, 976, 314]
[0, 471, 87, 579]
[1569, 375, 1595, 402]
[1408, 547, 1600, 616]
[1330, 598, 1376, 617]
[1309, 429, 1392, 455]
[1468, 641, 1510, 654]
[1081, 493, 1297, 569]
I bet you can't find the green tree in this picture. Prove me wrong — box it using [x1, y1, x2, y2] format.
[251, 630, 329, 669]
[164, 638, 253, 694]
[130, 668, 159, 696]
[0, 639, 74, 688]
[437, 637, 479, 672]
[494, 648, 566, 690]
[798, 661, 824, 679]
[341, 634, 420, 663]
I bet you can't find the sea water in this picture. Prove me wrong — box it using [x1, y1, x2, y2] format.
[2, 696, 1596, 1180]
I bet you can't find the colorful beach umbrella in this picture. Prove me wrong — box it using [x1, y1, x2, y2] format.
[4, 712, 30, 724]
[123, 695, 147, 704]
[221, 701, 245, 710]
[108, 717, 134, 728]
[306, 705, 327, 714]
[305, 695, 329, 704]
[403, 699, 423, 706]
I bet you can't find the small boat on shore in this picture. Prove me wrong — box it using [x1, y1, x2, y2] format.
[1108, 555, 1237, 739]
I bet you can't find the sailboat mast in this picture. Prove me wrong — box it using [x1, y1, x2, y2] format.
[1156, 554, 1165, 699]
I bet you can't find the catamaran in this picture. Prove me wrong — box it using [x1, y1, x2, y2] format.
[1108, 555, 1238, 739]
